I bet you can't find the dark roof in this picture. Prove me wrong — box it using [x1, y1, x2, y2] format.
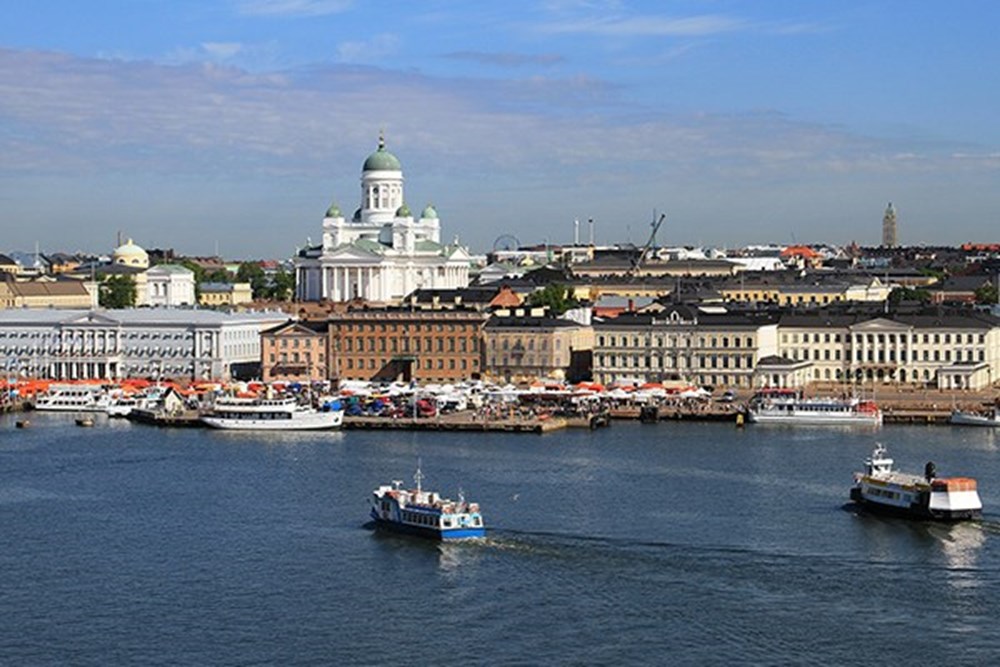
[485, 316, 584, 329]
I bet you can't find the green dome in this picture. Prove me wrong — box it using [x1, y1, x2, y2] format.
[325, 202, 341, 218]
[420, 204, 439, 220]
[396, 203, 412, 217]
[362, 135, 401, 172]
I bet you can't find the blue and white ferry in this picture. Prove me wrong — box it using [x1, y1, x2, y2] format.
[370, 467, 486, 540]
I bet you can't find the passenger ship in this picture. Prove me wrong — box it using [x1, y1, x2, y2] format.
[746, 388, 882, 426]
[200, 396, 344, 430]
[850, 444, 982, 521]
[370, 467, 486, 540]
[32, 385, 113, 412]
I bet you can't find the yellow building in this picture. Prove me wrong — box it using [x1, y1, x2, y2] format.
[483, 309, 594, 383]
[199, 282, 254, 308]
[0, 275, 98, 309]
[721, 277, 891, 306]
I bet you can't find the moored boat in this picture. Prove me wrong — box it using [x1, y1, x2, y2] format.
[747, 388, 882, 426]
[32, 385, 112, 413]
[849, 444, 982, 521]
[200, 396, 343, 430]
[949, 408, 1000, 427]
[370, 466, 485, 540]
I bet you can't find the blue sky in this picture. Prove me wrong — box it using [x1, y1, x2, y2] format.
[1, 1, 998, 258]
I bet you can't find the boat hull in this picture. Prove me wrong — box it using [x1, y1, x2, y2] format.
[949, 411, 1000, 427]
[849, 487, 981, 522]
[371, 515, 486, 540]
[748, 412, 882, 426]
[201, 411, 343, 430]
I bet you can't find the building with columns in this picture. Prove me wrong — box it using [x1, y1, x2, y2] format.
[295, 135, 472, 303]
[0, 309, 286, 381]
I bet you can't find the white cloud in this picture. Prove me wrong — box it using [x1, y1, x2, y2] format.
[335, 34, 399, 63]
[236, 0, 353, 17]
[542, 14, 749, 37]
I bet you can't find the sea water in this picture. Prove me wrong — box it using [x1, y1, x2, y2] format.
[2, 413, 999, 665]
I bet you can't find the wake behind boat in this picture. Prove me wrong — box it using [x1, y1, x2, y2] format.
[746, 388, 882, 426]
[200, 396, 344, 430]
[849, 444, 982, 521]
[370, 466, 485, 540]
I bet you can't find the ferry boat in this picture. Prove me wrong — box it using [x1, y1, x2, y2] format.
[106, 396, 139, 418]
[949, 408, 1000, 427]
[200, 396, 344, 430]
[32, 385, 112, 413]
[746, 388, 882, 426]
[849, 444, 982, 521]
[370, 467, 486, 540]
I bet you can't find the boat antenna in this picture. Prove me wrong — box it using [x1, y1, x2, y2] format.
[414, 459, 423, 494]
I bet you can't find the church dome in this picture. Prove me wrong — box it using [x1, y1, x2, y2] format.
[396, 203, 411, 217]
[420, 204, 439, 220]
[362, 135, 402, 172]
[112, 238, 149, 268]
[325, 202, 342, 218]
[352, 208, 362, 222]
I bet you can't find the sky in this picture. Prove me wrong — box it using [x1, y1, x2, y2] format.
[1, 1, 999, 259]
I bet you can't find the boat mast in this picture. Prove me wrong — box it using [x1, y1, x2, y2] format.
[414, 459, 423, 494]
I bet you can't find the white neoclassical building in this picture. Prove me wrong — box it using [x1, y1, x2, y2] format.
[295, 135, 472, 303]
[0, 309, 287, 381]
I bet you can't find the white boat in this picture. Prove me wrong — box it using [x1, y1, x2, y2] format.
[32, 385, 112, 412]
[746, 389, 882, 426]
[849, 444, 982, 521]
[106, 396, 138, 417]
[200, 396, 344, 430]
[370, 466, 486, 540]
[949, 408, 1000, 427]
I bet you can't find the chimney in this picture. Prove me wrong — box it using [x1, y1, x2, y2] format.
[574, 219, 580, 246]
[588, 218, 595, 246]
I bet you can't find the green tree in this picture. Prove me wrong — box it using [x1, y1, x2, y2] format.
[526, 283, 577, 316]
[269, 268, 296, 301]
[204, 269, 232, 284]
[237, 262, 268, 299]
[99, 275, 137, 308]
[888, 286, 931, 305]
[975, 283, 998, 305]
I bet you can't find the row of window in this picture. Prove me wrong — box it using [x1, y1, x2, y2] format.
[598, 335, 756, 349]
[785, 332, 986, 345]
[597, 354, 756, 370]
[786, 347, 987, 364]
[341, 336, 477, 354]
[338, 322, 475, 333]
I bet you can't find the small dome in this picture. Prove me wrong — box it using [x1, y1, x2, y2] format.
[421, 204, 439, 220]
[396, 203, 411, 217]
[325, 202, 342, 218]
[362, 135, 402, 172]
[112, 238, 149, 268]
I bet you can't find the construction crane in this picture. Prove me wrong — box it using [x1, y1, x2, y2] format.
[627, 213, 666, 277]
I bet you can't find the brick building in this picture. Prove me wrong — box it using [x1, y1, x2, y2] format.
[328, 307, 488, 383]
[260, 320, 329, 383]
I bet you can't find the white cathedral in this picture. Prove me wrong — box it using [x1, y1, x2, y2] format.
[295, 135, 472, 303]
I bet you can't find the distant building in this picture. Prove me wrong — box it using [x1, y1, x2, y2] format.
[144, 264, 196, 307]
[0, 309, 286, 381]
[483, 311, 594, 383]
[199, 282, 254, 308]
[260, 320, 328, 383]
[0, 275, 98, 309]
[295, 135, 472, 303]
[327, 306, 488, 383]
[112, 239, 150, 269]
[882, 202, 898, 248]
